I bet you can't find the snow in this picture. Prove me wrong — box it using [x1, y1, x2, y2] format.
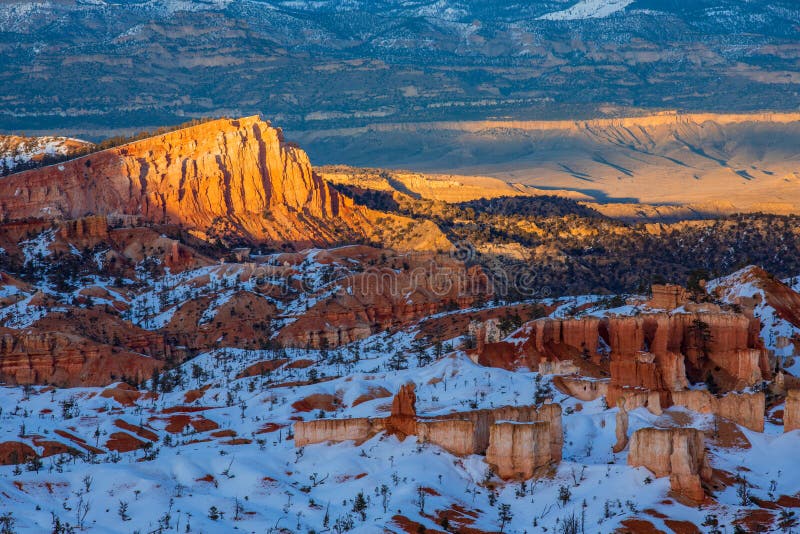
[0, 136, 88, 175]
[538, 0, 635, 21]
[708, 267, 800, 372]
[20, 229, 54, 266]
[0, 256, 797, 531]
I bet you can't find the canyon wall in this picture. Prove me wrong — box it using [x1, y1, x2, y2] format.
[0, 328, 162, 387]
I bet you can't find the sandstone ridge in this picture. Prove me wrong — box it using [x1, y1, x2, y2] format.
[0, 117, 446, 250]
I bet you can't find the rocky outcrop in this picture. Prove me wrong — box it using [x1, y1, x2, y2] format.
[613, 399, 629, 453]
[486, 422, 552, 480]
[0, 441, 38, 465]
[647, 284, 688, 310]
[59, 215, 109, 242]
[432, 404, 563, 462]
[628, 427, 711, 503]
[476, 311, 767, 396]
[671, 390, 765, 432]
[278, 253, 491, 348]
[785, 389, 800, 432]
[553, 376, 609, 401]
[0, 117, 440, 249]
[386, 383, 417, 437]
[293, 387, 563, 478]
[477, 316, 602, 370]
[293, 418, 383, 447]
[32, 307, 171, 361]
[538, 360, 579, 375]
[0, 327, 163, 387]
[417, 420, 478, 456]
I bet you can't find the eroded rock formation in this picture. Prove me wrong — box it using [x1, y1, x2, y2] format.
[671, 390, 765, 432]
[386, 383, 417, 437]
[294, 386, 563, 479]
[613, 399, 629, 453]
[647, 284, 689, 310]
[278, 253, 491, 348]
[293, 418, 383, 447]
[785, 389, 800, 432]
[0, 327, 163, 387]
[628, 427, 711, 503]
[552, 376, 609, 401]
[486, 422, 552, 480]
[476, 311, 768, 399]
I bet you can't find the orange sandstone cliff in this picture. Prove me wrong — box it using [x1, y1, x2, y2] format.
[0, 116, 444, 249]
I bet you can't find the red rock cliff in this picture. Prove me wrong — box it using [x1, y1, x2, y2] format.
[0, 117, 376, 246]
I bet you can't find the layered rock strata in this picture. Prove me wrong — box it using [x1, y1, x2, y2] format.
[485, 422, 552, 480]
[0, 116, 444, 249]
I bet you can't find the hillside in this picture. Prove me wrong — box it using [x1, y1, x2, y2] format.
[0, 135, 92, 176]
[2, 1, 799, 134]
[302, 112, 800, 215]
[0, 223, 798, 531]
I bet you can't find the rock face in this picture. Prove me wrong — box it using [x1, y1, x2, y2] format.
[486, 422, 552, 480]
[0, 116, 424, 248]
[613, 399, 629, 453]
[59, 215, 110, 242]
[477, 311, 768, 398]
[294, 387, 563, 479]
[293, 418, 382, 447]
[628, 427, 712, 503]
[0, 327, 163, 387]
[785, 389, 800, 432]
[386, 383, 417, 437]
[417, 420, 478, 456]
[647, 284, 689, 310]
[671, 390, 765, 432]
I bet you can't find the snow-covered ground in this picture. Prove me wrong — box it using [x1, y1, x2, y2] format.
[0, 135, 90, 175]
[0, 327, 797, 532]
[0, 252, 799, 532]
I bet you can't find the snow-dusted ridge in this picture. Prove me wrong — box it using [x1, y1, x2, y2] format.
[538, 0, 635, 21]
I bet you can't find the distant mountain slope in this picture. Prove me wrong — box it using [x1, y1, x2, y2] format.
[300, 112, 800, 214]
[1, 0, 798, 134]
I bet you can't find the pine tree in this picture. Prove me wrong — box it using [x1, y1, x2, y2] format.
[352, 492, 367, 521]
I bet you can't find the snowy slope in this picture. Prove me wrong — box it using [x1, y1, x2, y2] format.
[708, 266, 800, 373]
[538, 0, 635, 21]
[0, 135, 91, 175]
